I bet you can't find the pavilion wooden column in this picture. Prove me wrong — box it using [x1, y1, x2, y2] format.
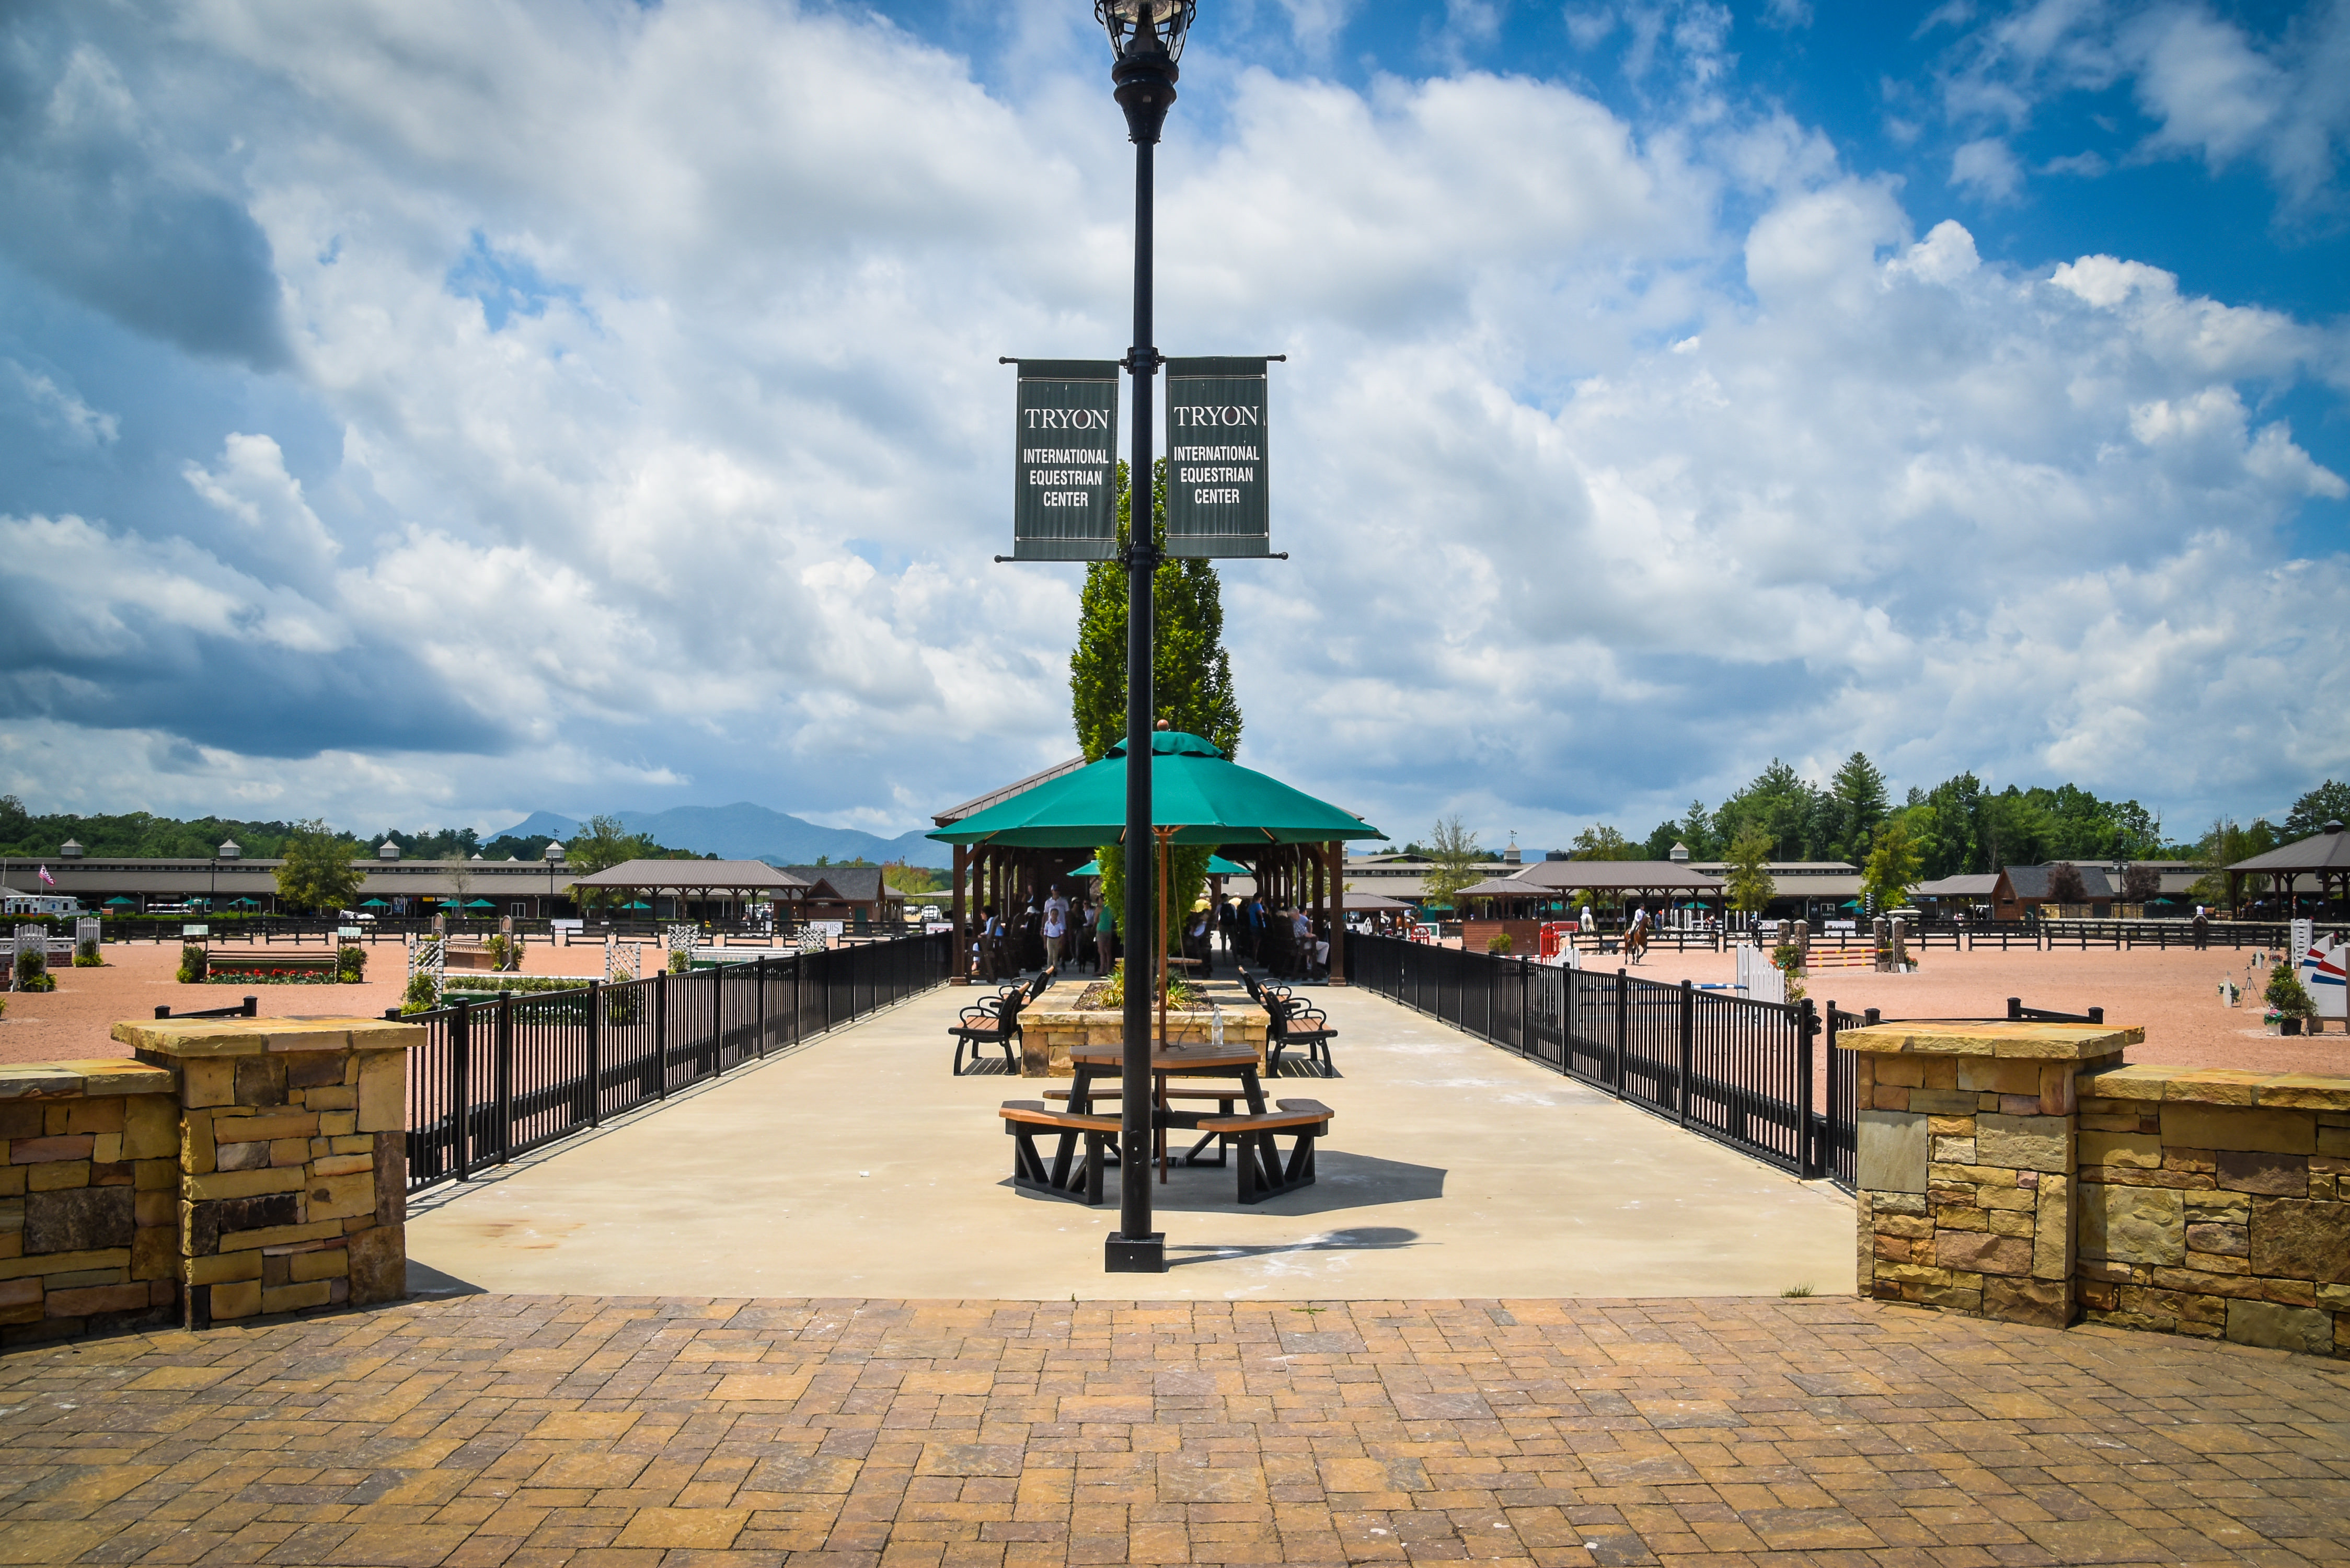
[950, 844, 970, 983]
[1326, 840, 1347, 985]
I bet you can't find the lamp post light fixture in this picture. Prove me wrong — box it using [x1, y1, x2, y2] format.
[1098, 0, 1195, 1276]
[544, 840, 566, 917]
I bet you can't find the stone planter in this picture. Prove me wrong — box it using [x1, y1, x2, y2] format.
[1020, 1003, 1270, 1076]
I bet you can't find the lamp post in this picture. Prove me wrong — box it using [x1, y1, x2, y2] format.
[1098, 0, 1193, 1275]
[544, 840, 566, 919]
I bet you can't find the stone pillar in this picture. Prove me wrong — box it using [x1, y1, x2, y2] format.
[1839, 1019, 2140, 1328]
[112, 1015, 425, 1329]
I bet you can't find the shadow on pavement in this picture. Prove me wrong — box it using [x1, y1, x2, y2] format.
[1165, 1225, 1422, 1267]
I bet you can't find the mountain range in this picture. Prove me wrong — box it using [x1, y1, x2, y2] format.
[493, 804, 954, 869]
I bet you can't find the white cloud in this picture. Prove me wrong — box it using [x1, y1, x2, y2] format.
[4, 359, 117, 446]
[1950, 134, 2023, 199]
[0, 0, 2340, 847]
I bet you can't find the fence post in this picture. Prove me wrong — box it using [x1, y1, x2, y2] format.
[1677, 980, 1693, 1128]
[1799, 997, 1818, 1178]
[496, 990, 514, 1166]
[1612, 969, 1627, 1099]
[755, 956, 767, 1058]
[655, 969, 670, 1100]
[1518, 956, 1530, 1055]
[586, 980, 602, 1128]
[454, 1001, 473, 1182]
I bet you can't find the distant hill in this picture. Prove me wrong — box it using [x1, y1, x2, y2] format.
[491, 803, 953, 869]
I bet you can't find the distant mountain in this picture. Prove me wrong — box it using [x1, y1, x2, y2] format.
[490, 803, 953, 869]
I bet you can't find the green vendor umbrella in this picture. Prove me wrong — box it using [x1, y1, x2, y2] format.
[463, 898, 495, 908]
[103, 895, 136, 907]
[929, 732, 1380, 849]
[1067, 852, 1250, 878]
[360, 898, 388, 908]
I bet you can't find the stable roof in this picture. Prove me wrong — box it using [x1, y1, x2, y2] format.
[1914, 873, 2001, 897]
[1458, 860, 1724, 898]
[569, 859, 810, 892]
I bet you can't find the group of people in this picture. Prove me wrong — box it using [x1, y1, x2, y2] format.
[967, 882, 1337, 982]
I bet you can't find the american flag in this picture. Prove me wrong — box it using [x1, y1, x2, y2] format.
[37, 864, 54, 887]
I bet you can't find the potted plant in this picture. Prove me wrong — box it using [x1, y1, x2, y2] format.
[2265, 962, 2317, 1035]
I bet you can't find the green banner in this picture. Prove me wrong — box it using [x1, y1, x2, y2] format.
[1164, 356, 1271, 558]
[1010, 360, 1120, 561]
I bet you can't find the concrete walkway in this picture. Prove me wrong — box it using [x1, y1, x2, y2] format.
[405, 982, 1852, 1301]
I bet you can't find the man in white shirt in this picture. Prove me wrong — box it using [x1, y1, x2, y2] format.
[1042, 885, 1068, 972]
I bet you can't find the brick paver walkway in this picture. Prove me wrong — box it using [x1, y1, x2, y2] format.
[2, 1296, 2346, 1567]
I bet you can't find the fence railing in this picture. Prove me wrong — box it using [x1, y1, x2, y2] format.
[1351, 935, 1851, 1184]
[400, 932, 949, 1194]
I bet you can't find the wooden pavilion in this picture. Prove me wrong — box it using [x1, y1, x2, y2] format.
[567, 859, 811, 923]
[2227, 821, 2350, 915]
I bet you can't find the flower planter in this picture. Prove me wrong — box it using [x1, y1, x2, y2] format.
[2282, 1017, 2304, 1035]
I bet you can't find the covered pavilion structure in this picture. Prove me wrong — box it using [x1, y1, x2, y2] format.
[566, 858, 811, 924]
[1456, 858, 1725, 921]
[2227, 820, 2350, 915]
[929, 735, 1380, 984]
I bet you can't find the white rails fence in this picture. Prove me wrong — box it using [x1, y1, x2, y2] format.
[1734, 941, 1786, 1005]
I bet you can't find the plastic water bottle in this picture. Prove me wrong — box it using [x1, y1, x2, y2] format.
[1211, 998, 1224, 1048]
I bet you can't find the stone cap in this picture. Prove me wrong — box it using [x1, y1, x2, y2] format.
[2079, 1063, 2350, 1112]
[111, 1016, 427, 1058]
[1835, 1019, 2142, 1060]
[0, 1059, 177, 1099]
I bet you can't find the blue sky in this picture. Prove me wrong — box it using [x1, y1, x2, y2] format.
[0, 0, 2344, 850]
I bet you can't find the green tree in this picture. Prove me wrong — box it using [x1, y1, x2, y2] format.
[1712, 760, 1825, 860]
[1828, 752, 1890, 863]
[1071, 459, 1243, 937]
[1724, 828, 1776, 915]
[1069, 459, 1242, 762]
[1421, 816, 1485, 910]
[565, 814, 661, 914]
[1861, 819, 1923, 912]
[2284, 780, 2350, 840]
[273, 819, 365, 913]
[1569, 824, 1634, 859]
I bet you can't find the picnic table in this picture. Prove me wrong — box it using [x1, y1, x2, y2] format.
[1069, 1044, 1265, 1181]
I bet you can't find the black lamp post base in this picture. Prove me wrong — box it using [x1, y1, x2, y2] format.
[1104, 1232, 1167, 1273]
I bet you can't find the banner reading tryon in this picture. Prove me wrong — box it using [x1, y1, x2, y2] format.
[1164, 356, 1271, 558]
[1010, 360, 1121, 561]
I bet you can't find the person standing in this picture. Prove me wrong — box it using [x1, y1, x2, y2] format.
[1041, 884, 1068, 973]
[1096, 896, 1118, 977]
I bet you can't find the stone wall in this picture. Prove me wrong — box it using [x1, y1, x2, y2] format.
[1021, 1006, 1270, 1076]
[1842, 1021, 2350, 1358]
[0, 1060, 181, 1345]
[1, 1016, 421, 1343]
[2073, 1065, 2349, 1357]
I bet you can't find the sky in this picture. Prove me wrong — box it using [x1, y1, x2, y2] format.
[1, 0, 2345, 854]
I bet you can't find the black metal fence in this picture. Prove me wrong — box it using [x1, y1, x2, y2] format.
[1351, 935, 1854, 1185]
[401, 933, 949, 1194]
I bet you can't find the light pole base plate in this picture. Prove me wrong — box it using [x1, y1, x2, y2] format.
[1104, 1232, 1167, 1273]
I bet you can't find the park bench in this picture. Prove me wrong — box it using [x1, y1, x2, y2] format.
[1197, 1098, 1332, 1203]
[1264, 995, 1337, 1075]
[998, 1099, 1118, 1204]
[949, 968, 1054, 1074]
[1044, 1082, 1250, 1167]
[1238, 965, 1293, 1010]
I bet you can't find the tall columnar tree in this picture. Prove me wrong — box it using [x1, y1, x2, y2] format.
[1420, 816, 1485, 912]
[1725, 828, 1777, 916]
[1828, 751, 1890, 864]
[1072, 459, 1245, 942]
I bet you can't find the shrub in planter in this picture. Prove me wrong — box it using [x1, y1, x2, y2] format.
[1771, 941, 1808, 1004]
[399, 970, 440, 1016]
[1484, 932, 1513, 954]
[16, 949, 52, 991]
[74, 935, 101, 967]
[2266, 962, 2317, 1028]
[177, 944, 208, 984]
[668, 948, 692, 975]
[336, 944, 366, 982]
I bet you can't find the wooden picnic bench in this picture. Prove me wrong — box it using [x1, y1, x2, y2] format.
[1199, 1098, 1332, 1203]
[998, 1099, 1117, 1205]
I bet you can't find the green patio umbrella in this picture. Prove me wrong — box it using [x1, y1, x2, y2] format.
[929, 732, 1380, 848]
[360, 898, 388, 908]
[463, 898, 495, 908]
[1067, 852, 1250, 878]
[623, 900, 651, 910]
[103, 895, 136, 907]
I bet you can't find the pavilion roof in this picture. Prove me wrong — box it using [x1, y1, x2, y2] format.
[933, 757, 1088, 826]
[1914, 873, 2001, 896]
[1457, 860, 1724, 897]
[2228, 824, 2350, 873]
[568, 859, 811, 891]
